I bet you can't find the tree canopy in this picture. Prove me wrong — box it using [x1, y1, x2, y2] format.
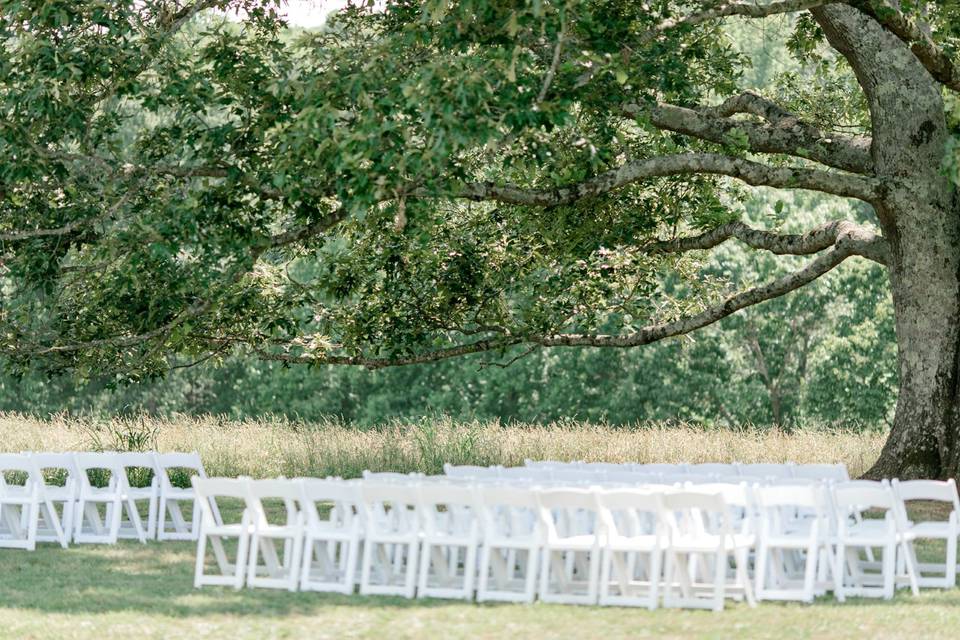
[5, 1, 960, 476]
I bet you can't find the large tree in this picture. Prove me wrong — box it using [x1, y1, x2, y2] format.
[1, 1, 957, 477]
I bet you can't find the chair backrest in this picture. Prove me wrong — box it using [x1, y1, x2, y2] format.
[499, 467, 550, 481]
[113, 452, 159, 489]
[417, 482, 479, 536]
[579, 462, 626, 473]
[535, 488, 600, 542]
[550, 469, 601, 483]
[360, 482, 420, 535]
[72, 452, 123, 490]
[476, 485, 540, 540]
[737, 463, 794, 478]
[154, 452, 206, 490]
[792, 463, 849, 481]
[0, 453, 41, 489]
[892, 478, 960, 509]
[595, 489, 664, 538]
[690, 463, 736, 476]
[300, 478, 361, 530]
[832, 481, 895, 513]
[633, 463, 685, 474]
[30, 452, 81, 485]
[246, 478, 303, 526]
[604, 471, 662, 485]
[661, 490, 731, 538]
[443, 464, 496, 478]
[754, 483, 827, 537]
[361, 470, 421, 482]
[524, 459, 578, 469]
[191, 476, 250, 527]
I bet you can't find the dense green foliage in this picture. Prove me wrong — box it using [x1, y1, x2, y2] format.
[0, 3, 898, 426]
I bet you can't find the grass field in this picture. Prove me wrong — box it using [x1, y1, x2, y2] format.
[0, 413, 887, 478]
[1, 539, 959, 640]
[0, 414, 944, 640]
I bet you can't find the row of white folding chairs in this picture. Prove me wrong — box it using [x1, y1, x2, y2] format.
[0, 451, 219, 549]
[445, 465, 845, 488]
[520, 461, 849, 481]
[191, 474, 956, 609]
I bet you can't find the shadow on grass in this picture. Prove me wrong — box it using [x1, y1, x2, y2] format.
[0, 541, 493, 617]
[0, 540, 959, 618]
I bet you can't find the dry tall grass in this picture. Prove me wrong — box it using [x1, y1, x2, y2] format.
[0, 413, 885, 479]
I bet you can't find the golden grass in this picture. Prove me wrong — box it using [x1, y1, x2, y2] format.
[0, 413, 886, 479]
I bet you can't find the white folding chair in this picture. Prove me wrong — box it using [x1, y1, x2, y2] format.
[595, 489, 667, 609]
[299, 478, 363, 593]
[661, 490, 755, 611]
[0, 453, 42, 550]
[245, 478, 305, 591]
[792, 463, 849, 482]
[689, 463, 736, 477]
[192, 476, 253, 589]
[536, 488, 602, 605]
[476, 485, 542, 603]
[737, 463, 794, 479]
[632, 463, 686, 474]
[416, 482, 481, 600]
[155, 452, 218, 540]
[891, 478, 959, 588]
[359, 481, 421, 597]
[114, 452, 160, 541]
[73, 452, 147, 544]
[754, 484, 833, 602]
[26, 453, 75, 548]
[443, 464, 498, 479]
[831, 481, 919, 600]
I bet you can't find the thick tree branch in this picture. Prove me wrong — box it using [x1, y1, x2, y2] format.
[624, 99, 873, 174]
[651, 1, 833, 35]
[254, 240, 861, 368]
[853, 1, 960, 93]
[644, 219, 890, 264]
[461, 153, 884, 206]
[538, 245, 855, 347]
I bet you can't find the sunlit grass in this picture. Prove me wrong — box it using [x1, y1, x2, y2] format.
[0, 413, 885, 479]
[0, 539, 958, 640]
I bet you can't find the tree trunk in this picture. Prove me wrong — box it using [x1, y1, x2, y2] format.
[813, 5, 960, 478]
[868, 221, 960, 479]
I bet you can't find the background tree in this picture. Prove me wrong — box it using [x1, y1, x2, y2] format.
[0, 1, 953, 476]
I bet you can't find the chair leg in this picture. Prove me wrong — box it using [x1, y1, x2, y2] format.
[883, 543, 896, 599]
[477, 544, 491, 600]
[417, 541, 432, 596]
[900, 541, 920, 596]
[736, 548, 756, 607]
[833, 543, 846, 602]
[235, 531, 250, 590]
[648, 549, 662, 611]
[754, 543, 768, 601]
[712, 551, 726, 611]
[194, 533, 208, 588]
[947, 535, 958, 587]
[803, 544, 818, 603]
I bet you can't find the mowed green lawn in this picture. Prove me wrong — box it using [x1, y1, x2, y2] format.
[0, 538, 958, 640]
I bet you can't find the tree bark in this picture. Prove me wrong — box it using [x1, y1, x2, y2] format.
[814, 5, 960, 479]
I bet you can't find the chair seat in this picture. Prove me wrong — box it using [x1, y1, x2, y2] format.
[0, 486, 36, 503]
[483, 534, 541, 549]
[42, 486, 75, 501]
[672, 533, 754, 552]
[544, 534, 598, 550]
[908, 521, 955, 538]
[606, 533, 665, 551]
[163, 488, 195, 499]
